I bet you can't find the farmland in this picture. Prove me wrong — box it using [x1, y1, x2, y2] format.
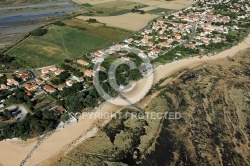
[6, 19, 132, 68]
[77, 13, 158, 31]
[81, 1, 146, 16]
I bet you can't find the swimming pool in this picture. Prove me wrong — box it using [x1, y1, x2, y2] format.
[71, 76, 78, 81]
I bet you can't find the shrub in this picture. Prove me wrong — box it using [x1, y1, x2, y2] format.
[30, 27, 48, 36]
[53, 21, 65, 26]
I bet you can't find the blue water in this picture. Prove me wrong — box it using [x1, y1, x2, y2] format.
[0, 7, 77, 24]
[0, 2, 78, 25]
[71, 76, 78, 81]
[0, 2, 71, 11]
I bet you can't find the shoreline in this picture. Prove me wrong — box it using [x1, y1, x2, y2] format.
[0, 33, 249, 166]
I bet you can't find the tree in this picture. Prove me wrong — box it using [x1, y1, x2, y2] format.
[60, 113, 70, 122]
[30, 27, 48, 36]
[0, 55, 15, 63]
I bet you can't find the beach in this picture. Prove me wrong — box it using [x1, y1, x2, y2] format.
[0, 34, 249, 166]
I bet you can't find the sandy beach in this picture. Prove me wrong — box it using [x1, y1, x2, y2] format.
[0, 34, 249, 166]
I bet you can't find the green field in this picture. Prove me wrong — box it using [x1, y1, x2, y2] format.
[83, 0, 147, 16]
[7, 20, 132, 68]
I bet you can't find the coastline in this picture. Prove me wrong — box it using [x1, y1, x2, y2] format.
[0, 32, 249, 166]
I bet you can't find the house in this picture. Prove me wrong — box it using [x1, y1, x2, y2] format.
[35, 78, 44, 86]
[41, 67, 49, 74]
[41, 65, 57, 74]
[159, 42, 172, 48]
[174, 33, 182, 40]
[77, 60, 89, 66]
[77, 77, 84, 82]
[0, 84, 8, 90]
[54, 106, 66, 114]
[66, 80, 74, 87]
[84, 70, 95, 77]
[54, 69, 64, 76]
[43, 85, 56, 93]
[25, 91, 33, 97]
[25, 83, 38, 91]
[121, 56, 131, 61]
[124, 38, 133, 44]
[92, 57, 104, 64]
[57, 84, 65, 91]
[41, 74, 50, 81]
[97, 66, 106, 72]
[7, 78, 19, 86]
[93, 50, 104, 57]
[19, 71, 29, 81]
[0, 104, 4, 109]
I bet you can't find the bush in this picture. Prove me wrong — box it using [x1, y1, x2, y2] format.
[53, 21, 65, 26]
[0, 54, 15, 63]
[30, 27, 48, 36]
[87, 18, 97, 23]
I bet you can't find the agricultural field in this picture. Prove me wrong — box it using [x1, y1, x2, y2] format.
[77, 13, 158, 31]
[81, 0, 146, 16]
[146, 7, 173, 15]
[74, 0, 196, 10]
[6, 19, 132, 68]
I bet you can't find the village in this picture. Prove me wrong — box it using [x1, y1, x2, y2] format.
[0, 0, 249, 118]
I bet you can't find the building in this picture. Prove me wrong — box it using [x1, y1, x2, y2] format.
[35, 78, 44, 86]
[66, 80, 74, 87]
[93, 50, 104, 57]
[0, 84, 8, 90]
[25, 83, 38, 91]
[7, 78, 19, 86]
[57, 84, 65, 91]
[41, 65, 57, 74]
[41, 74, 50, 81]
[77, 60, 89, 66]
[84, 70, 95, 77]
[97, 66, 106, 72]
[54, 69, 64, 76]
[43, 85, 56, 93]
[54, 106, 66, 114]
[19, 71, 29, 81]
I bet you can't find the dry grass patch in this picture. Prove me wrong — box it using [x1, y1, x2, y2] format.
[77, 13, 158, 31]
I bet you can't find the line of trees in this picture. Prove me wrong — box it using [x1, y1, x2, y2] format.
[0, 110, 61, 140]
[61, 64, 83, 77]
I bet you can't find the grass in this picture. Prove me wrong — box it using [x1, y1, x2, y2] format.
[7, 19, 132, 68]
[147, 8, 173, 15]
[84, 0, 147, 16]
[81, 3, 93, 8]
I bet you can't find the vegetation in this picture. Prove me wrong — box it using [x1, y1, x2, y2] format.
[61, 64, 83, 77]
[0, 54, 15, 63]
[30, 27, 48, 36]
[81, 1, 146, 16]
[52, 21, 65, 26]
[5, 88, 35, 109]
[147, 8, 172, 15]
[81, 3, 93, 8]
[0, 74, 7, 84]
[51, 71, 71, 85]
[6, 20, 132, 68]
[54, 49, 250, 165]
[0, 110, 61, 140]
